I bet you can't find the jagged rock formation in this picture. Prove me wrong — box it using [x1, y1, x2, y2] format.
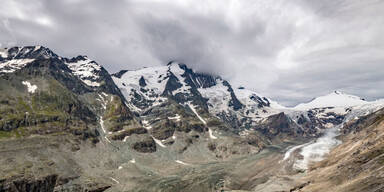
[0, 174, 57, 192]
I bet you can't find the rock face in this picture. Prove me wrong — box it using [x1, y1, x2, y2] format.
[130, 135, 157, 153]
[255, 112, 304, 141]
[0, 175, 57, 192]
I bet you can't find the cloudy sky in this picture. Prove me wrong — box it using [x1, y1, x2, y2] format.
[1, 0, 383, 106]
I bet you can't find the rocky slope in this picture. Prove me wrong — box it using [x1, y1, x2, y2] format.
[0, 45, 383, 192]
[290, 107, 384, 192]
[0, 46, 139, 191]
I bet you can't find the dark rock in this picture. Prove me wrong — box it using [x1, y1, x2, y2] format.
[0, 174, 58, 192]
[150, 120, 176, 140]
[110, 127, 147, 140]
[131, 135, 157, 153]
[139, 76, 147, 87]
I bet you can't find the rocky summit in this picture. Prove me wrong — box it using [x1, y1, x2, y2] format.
[1, 46, 384, 192]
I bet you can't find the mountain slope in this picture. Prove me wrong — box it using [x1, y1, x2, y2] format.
[294, 108, 384, 192]
[0, 46, 141, 191]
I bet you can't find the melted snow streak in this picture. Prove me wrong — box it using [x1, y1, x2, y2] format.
[168, 114, 181, 122]
[99, 117, 106, 133]
[188, 103, 207, 124]
[142, 120, 152, 130]
[110, 177, 120, 184]
[152, 136, 166, 148]
[208, 128, 218, 140]
[294, 127, 341, 170]
[175, 160, 190, 165]
[99, 116, 112, 144]
[188, 103, 217, 139]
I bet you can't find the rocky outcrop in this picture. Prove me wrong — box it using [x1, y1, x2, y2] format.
[131, 134, 157, 153]
[0, 174, 57, 192]
[256, 112, 304, 141]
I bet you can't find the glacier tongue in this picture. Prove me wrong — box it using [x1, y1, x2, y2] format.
[293, 127, 341, 170]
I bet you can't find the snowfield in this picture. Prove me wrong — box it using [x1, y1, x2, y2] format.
[0, 59, 35, 73]
[65, 56, 102, 87]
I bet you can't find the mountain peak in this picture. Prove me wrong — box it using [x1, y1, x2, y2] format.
[294, 91, 368, 110]
[0, 45, 59, 61]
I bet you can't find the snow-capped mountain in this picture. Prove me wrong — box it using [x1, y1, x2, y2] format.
[112, 62, 285, 131]
[0, 45, 137, 140]
[64, 55, 104, 87]
[112, 60, 384, 139]
[294, 91, 368, 110]
[2, 46, 382, 140]
[0, 46, 124, 95]
[0, 46, 57, 74]
[285, 91, 384, 136]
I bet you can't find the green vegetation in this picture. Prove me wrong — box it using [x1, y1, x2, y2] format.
[0, 127, 27, 139]
[0, 78, 98, 141]
[104, 95, 136, 132]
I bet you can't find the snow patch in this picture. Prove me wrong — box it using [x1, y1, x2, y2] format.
[168, 114, 181, 122]
[234, 88, 284, 118]
[169, 63, 191, 95]
[0, 59, 35, 73]
[152, 136, 166, 148]
[130, 159, 136, 163]
[142, 120, 152, 130]
[175, 160, 190, 165]
[110, 177, 120, 184]
[112, 66, 169, 110]
[22, 81, 37, 93]
[123, 136, 129, 142]
[83, 80, 100, 87]
[208, 128, 218, 140]
[198, 79, 232, 115]
[65, 57, 102, 87]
